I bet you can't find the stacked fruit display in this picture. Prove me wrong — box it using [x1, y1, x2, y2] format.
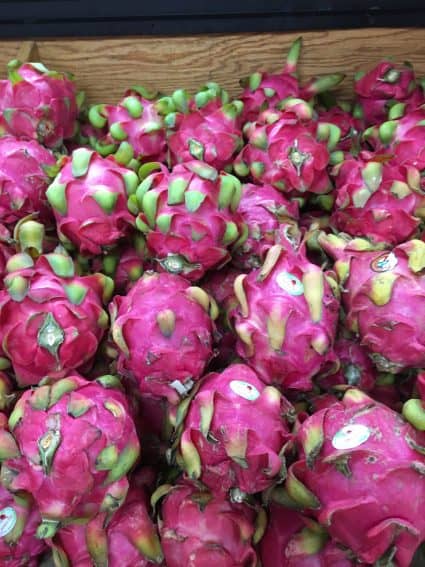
[0, 38, 423, 566]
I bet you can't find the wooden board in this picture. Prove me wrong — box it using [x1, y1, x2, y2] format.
[0, 28, 424, 104]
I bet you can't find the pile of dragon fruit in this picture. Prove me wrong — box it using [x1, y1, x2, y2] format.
[0, 37, 424, 566]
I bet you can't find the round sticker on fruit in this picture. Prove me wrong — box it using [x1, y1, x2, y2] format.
[0, 506, 17, 537]
[230, 380, 260, 401]
[371, 252, 397, 273]
[332, 424, 370, 450]
[276, 272, 304, 296]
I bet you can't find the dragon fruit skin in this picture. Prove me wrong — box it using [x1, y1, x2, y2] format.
[0, 136, 57, 227]
[201, 265, 241, 368]
[286, 388, 425, 566]
[238, 37, 345, 125]
[168, 101, 244, 171]
[0, 453, 47, 567]
[234, 116, 333, 196]
[354, 60, 425, 126]
[46, 148, 137, 256]
[177, 364, 294, 495]
[88, 92, 168, 164]
[317, 106, 362, 152]
[320, 234, 425, 373]
[231, 244, 339, 391]
[135, 161, 245, 281]
[232, 183, 300, 270]
[156, 482, 260, 567]
[86, 233, 148, 294]
[0, 374, 140, 535]
[51, 482, 163, 567]
[110, 271, 217, 404]
[0, 60, 79, 148]
[260, 502, 361, 567]
[0, 250, 112, 386]
[318, 335, 377, 392]
[330, 154, 425, 245]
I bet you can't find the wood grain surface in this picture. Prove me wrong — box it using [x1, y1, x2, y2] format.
[0, 28, 424, 104]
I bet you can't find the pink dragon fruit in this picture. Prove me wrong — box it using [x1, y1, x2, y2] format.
[364, 106, 425, 176]
[260, 500, 362, 567]
[188, 82, 230, 115]
[330, 153, 425, 245]
[46, 148, 137, 255]
[176, 364, 294, 495]
[286, 388, 425, 566]
[0, 136, 57, 226]
[88, 88, 169, 164]
[0, 249, 112, 386]
[238, 37, 345, 124]
[0, 372, 15, 414]
[233, 109, 335, 196]
[318, 334, 377, 392]
[0, 484, 47, 566]
[0, 224, 13, 287]
[86, 233, 148, 294]
[319, 233, 425, 373]
[134, 161, 245, 281]
[154, 481, 262, 567]
[0, 60, 80, 148]
[231, 183, 300, 270]
[110, 271, 217, 404]
[402, 371, 425, 432]
[231, 243, 339, 391]
[0, 374, 140, 538]
[168, 101, 244, 171]
[50, 479, 163, 566]
[202, 265, 241, 368]
[317, 104, 362, 152]
[354, 60, 425, 126]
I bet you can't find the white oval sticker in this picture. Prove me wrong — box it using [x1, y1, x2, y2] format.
[370, 252, 398, 273]
[229, 380, 260, 401]
[276, 272, 304, 296]
[332, 424, 370, 450]
[0, 507, 17, 537]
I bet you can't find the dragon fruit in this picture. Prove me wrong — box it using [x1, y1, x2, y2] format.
[319, 233, 425, 373]
[202, 265, 241, 368]
[175, 364, 294, 495]
[354, 60, 425, 126]
[0, 374, 140, 537]
[231, 183, 300, 270]
[286, 388, 425, 566]
[46, 148, 137, 255]
[168, 101, 244, 171]
[0, 484, 47, 565]
[50, 480, 163, 566]
[0, 60, 80, 148]
[110, 271, 217, 404]
[260, 500, 362, 567]
[330, 153, 425, 245]
[0, 373, 15, 414]
[402, 370, 425, 431]
[88, 88, 169, 165]
[134, 161, 245, 281]
[318, 334, 377, 392]
[0, 249, 112, 386]
[233, 108, 335, 196]
[231, 243, 339, 391]
[154, 481, 262, 567]
[364, 106, 425, 176]
[85, 233, 148, 294]
[317, 104, 362, 152]
[188, 82, 230, 115]
[0, 136, 56, 227]
[238, 37, 344, 124]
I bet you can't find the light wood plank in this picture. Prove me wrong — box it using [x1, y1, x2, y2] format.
[0, 28, 424, 103]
